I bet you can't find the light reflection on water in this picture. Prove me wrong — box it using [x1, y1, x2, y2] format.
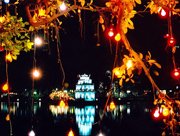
[0, 101, 160, 136]
[1, 101, 41, 116]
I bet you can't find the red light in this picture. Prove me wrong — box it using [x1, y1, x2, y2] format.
[168, 37, 176, 47]
[164, 33, 170, 38]
[172, 69, 180, 79]
[0, 46, 4, 52]
[108, 28, 114, 38]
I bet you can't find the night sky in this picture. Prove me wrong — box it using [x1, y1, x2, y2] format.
[0, 1, 180, 93]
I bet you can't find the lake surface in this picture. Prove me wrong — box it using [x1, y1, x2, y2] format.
[0, 99, 163, 136]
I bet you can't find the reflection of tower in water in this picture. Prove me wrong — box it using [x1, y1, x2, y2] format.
[75, 106, 95, 136]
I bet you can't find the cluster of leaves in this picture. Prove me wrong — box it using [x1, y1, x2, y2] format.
[113, 52, 161, 86]
[146, 0, 179, 14]
[0, 13, 33, 61]
[27, 0, 94, 28]
[98, 0, 141, 34]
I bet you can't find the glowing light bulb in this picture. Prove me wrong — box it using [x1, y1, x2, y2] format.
[6, 114, 10, 121]
[160, 9, 166, 17]
[68, 129, 74, 136]
[108, 28, 114, 38]
[59, 2, 67, 11]
[34, 37, 43, 46]
[171, 68, 180, 79]
[158, 7, 167, 18]
[153, 109, 160, 118]
[109, 101, 116, 111]
[59, 100, 66, 107]
[168, 37, 176, 47]
[97, 132, 105, 136]
[114, 33, 121, 42]
[28, 130, 35, 136]
[2, 83, 9, 92]
[162, 107, 169, 117]
[4, 0, 10, 4]
[32, 68, 42, 80]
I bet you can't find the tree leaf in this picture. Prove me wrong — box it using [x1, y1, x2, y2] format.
[154, 62, 161, 69]
[130, 79, 135, 84]
[80, 0, 85, 7]
[105, 2, 111, 8]
[139, 53, 143, 59]
[135, 0, 141, 4]
[119, 78, 123, 87]
[153, 70, 159, 76]
[125, 78, 130, 82]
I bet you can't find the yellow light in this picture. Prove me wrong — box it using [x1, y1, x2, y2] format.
[59, 100, 66, 108]
[6, 114, 10, 121]
[109, 101, 116, 111]
[2, 83, 9, 92]
[5, 53, 12, 62]
[68, 129, 74, 136]
[162, 107, 170, 117]
[126, 59, 133, 69]
[59, 2, 67, 11]
[34, 37, 43, 46]
[114, 33, 121, 42]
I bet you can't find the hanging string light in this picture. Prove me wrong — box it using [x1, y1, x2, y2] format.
[4, 51, 13, 136]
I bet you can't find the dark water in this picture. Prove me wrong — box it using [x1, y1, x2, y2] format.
[0, 100, 163, 136]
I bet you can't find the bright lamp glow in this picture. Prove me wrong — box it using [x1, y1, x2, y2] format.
[32, 68, 42, 80]
[109, 101, 116, 111]
[28, 130, 35, 136]
[4, 0, 10, 4]
[153, 109, 160, 118]
[97, 132, 105, 136]
[59, 2, 67, 11]
[34, 37, 43, 46]
[2, 83, 9, 92]
[68, 129, 74, 136]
